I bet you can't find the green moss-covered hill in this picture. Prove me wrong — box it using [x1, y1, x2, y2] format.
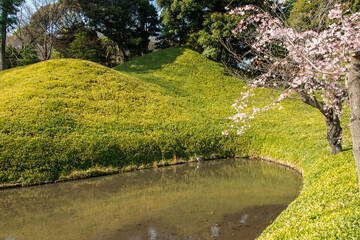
[0, 48, 244, 185]
[1, 47, 359, 238]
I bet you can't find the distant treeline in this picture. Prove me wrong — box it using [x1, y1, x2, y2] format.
[2, 0, 359, 69]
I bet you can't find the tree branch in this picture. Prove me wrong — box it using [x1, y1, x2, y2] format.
[297, 89, 327, 116]
[352, 51, 360, 58]
[282, 29, 346, 76]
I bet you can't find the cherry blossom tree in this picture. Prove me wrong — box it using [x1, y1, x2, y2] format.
[222, 0, 360, 155]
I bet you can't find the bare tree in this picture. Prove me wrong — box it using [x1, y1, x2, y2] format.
[13, 0, 68, 60]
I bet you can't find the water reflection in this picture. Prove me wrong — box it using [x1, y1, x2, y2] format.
[194, 163, 201, 174]
[0, 159, 301, 240]
[210, 225, 220, 238]
[240, 213, 249, 224]
[148, 228, 157, 240]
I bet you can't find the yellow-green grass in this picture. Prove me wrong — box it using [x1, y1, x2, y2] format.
[0, 48, 244, 185]
[243, 99, 360, 239]
[117, 48, 360, 238]
[0, 47, 359, 238]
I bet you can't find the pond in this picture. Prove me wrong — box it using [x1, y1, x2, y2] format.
[0, 158, 302, 240]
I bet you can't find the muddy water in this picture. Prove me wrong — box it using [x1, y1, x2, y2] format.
[0, 159, 302, 240]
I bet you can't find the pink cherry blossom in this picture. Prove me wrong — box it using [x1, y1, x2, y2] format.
[222, 0, 359, 153]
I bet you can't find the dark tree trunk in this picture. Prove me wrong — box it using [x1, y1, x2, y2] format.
[121, 48, 129, 62]
[346, 51, 360, 189]
[0, 26, 7, 71]
[140, 22, 149, 56]
[43, 32, 48, 61]
[298, 89, 343, 155]
[216, 46, 223, 62]
[325, 114, 343, 155]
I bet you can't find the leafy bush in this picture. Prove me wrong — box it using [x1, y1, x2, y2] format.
[5, 44, 40, 69]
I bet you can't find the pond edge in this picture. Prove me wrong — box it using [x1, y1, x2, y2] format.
[0, 156, 303, 190]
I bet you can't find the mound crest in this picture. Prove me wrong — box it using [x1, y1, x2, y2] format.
[0, 49, 243, 185]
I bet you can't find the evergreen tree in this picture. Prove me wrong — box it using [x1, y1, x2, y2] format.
[78, 0, 159, 62]
[68, 30, 104, 63]
[0, 0, 24, 70]
[156, 0, 262, 60]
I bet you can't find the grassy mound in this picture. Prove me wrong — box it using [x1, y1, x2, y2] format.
[0, 48, 244, 185]
[117, 48, 360, 238]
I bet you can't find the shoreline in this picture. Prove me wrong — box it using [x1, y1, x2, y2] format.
[0, 155, 304, 190]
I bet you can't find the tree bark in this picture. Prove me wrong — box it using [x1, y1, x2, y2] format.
[298, 89, 343, 154]
[325, 114, 343, 155]
[120, 48, 129, 62]
[216, 46, 223, 62]
[346, 51, 360, 189]
[0, 25, 7, 71]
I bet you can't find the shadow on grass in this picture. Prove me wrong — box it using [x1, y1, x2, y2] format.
[342, 147, 353, 152]
[114, 47, 192, 99]
[114, 47, 186, 74]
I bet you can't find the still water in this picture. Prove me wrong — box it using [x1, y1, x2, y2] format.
[0, 159, 302, 240]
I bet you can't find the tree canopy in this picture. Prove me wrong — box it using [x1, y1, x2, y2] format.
[223, 1, 360, 156]
[156, 0, 262, 60]
[78, 0, 159, 61]
[3, 0, 359, 69]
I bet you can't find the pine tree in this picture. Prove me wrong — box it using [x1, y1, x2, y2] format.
[78, 0, 159, 62]
[0, 0, 23, 70]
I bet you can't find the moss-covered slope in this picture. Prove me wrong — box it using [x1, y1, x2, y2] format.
[0, 49, 243, 185]
[117, 48, 360, 238]
[244, 99, 360, 239]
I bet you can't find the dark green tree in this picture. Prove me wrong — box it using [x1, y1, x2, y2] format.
[68, 30, 104, 63]
[5, 44, 19, 68]
[5, 43, 39, 68]
[156, 0, 261, 59]
[53, 24, 84, 58]
[198, 12, 240, 61]
[51, 0, 86, 58]
[18, 43, 39, 65]
[0, 0, 24, 70]
[78, 0, 159, 62]
[134, 0, 160, 56]
[100, 37, 121, 67]
[54, 26, 121, 67]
